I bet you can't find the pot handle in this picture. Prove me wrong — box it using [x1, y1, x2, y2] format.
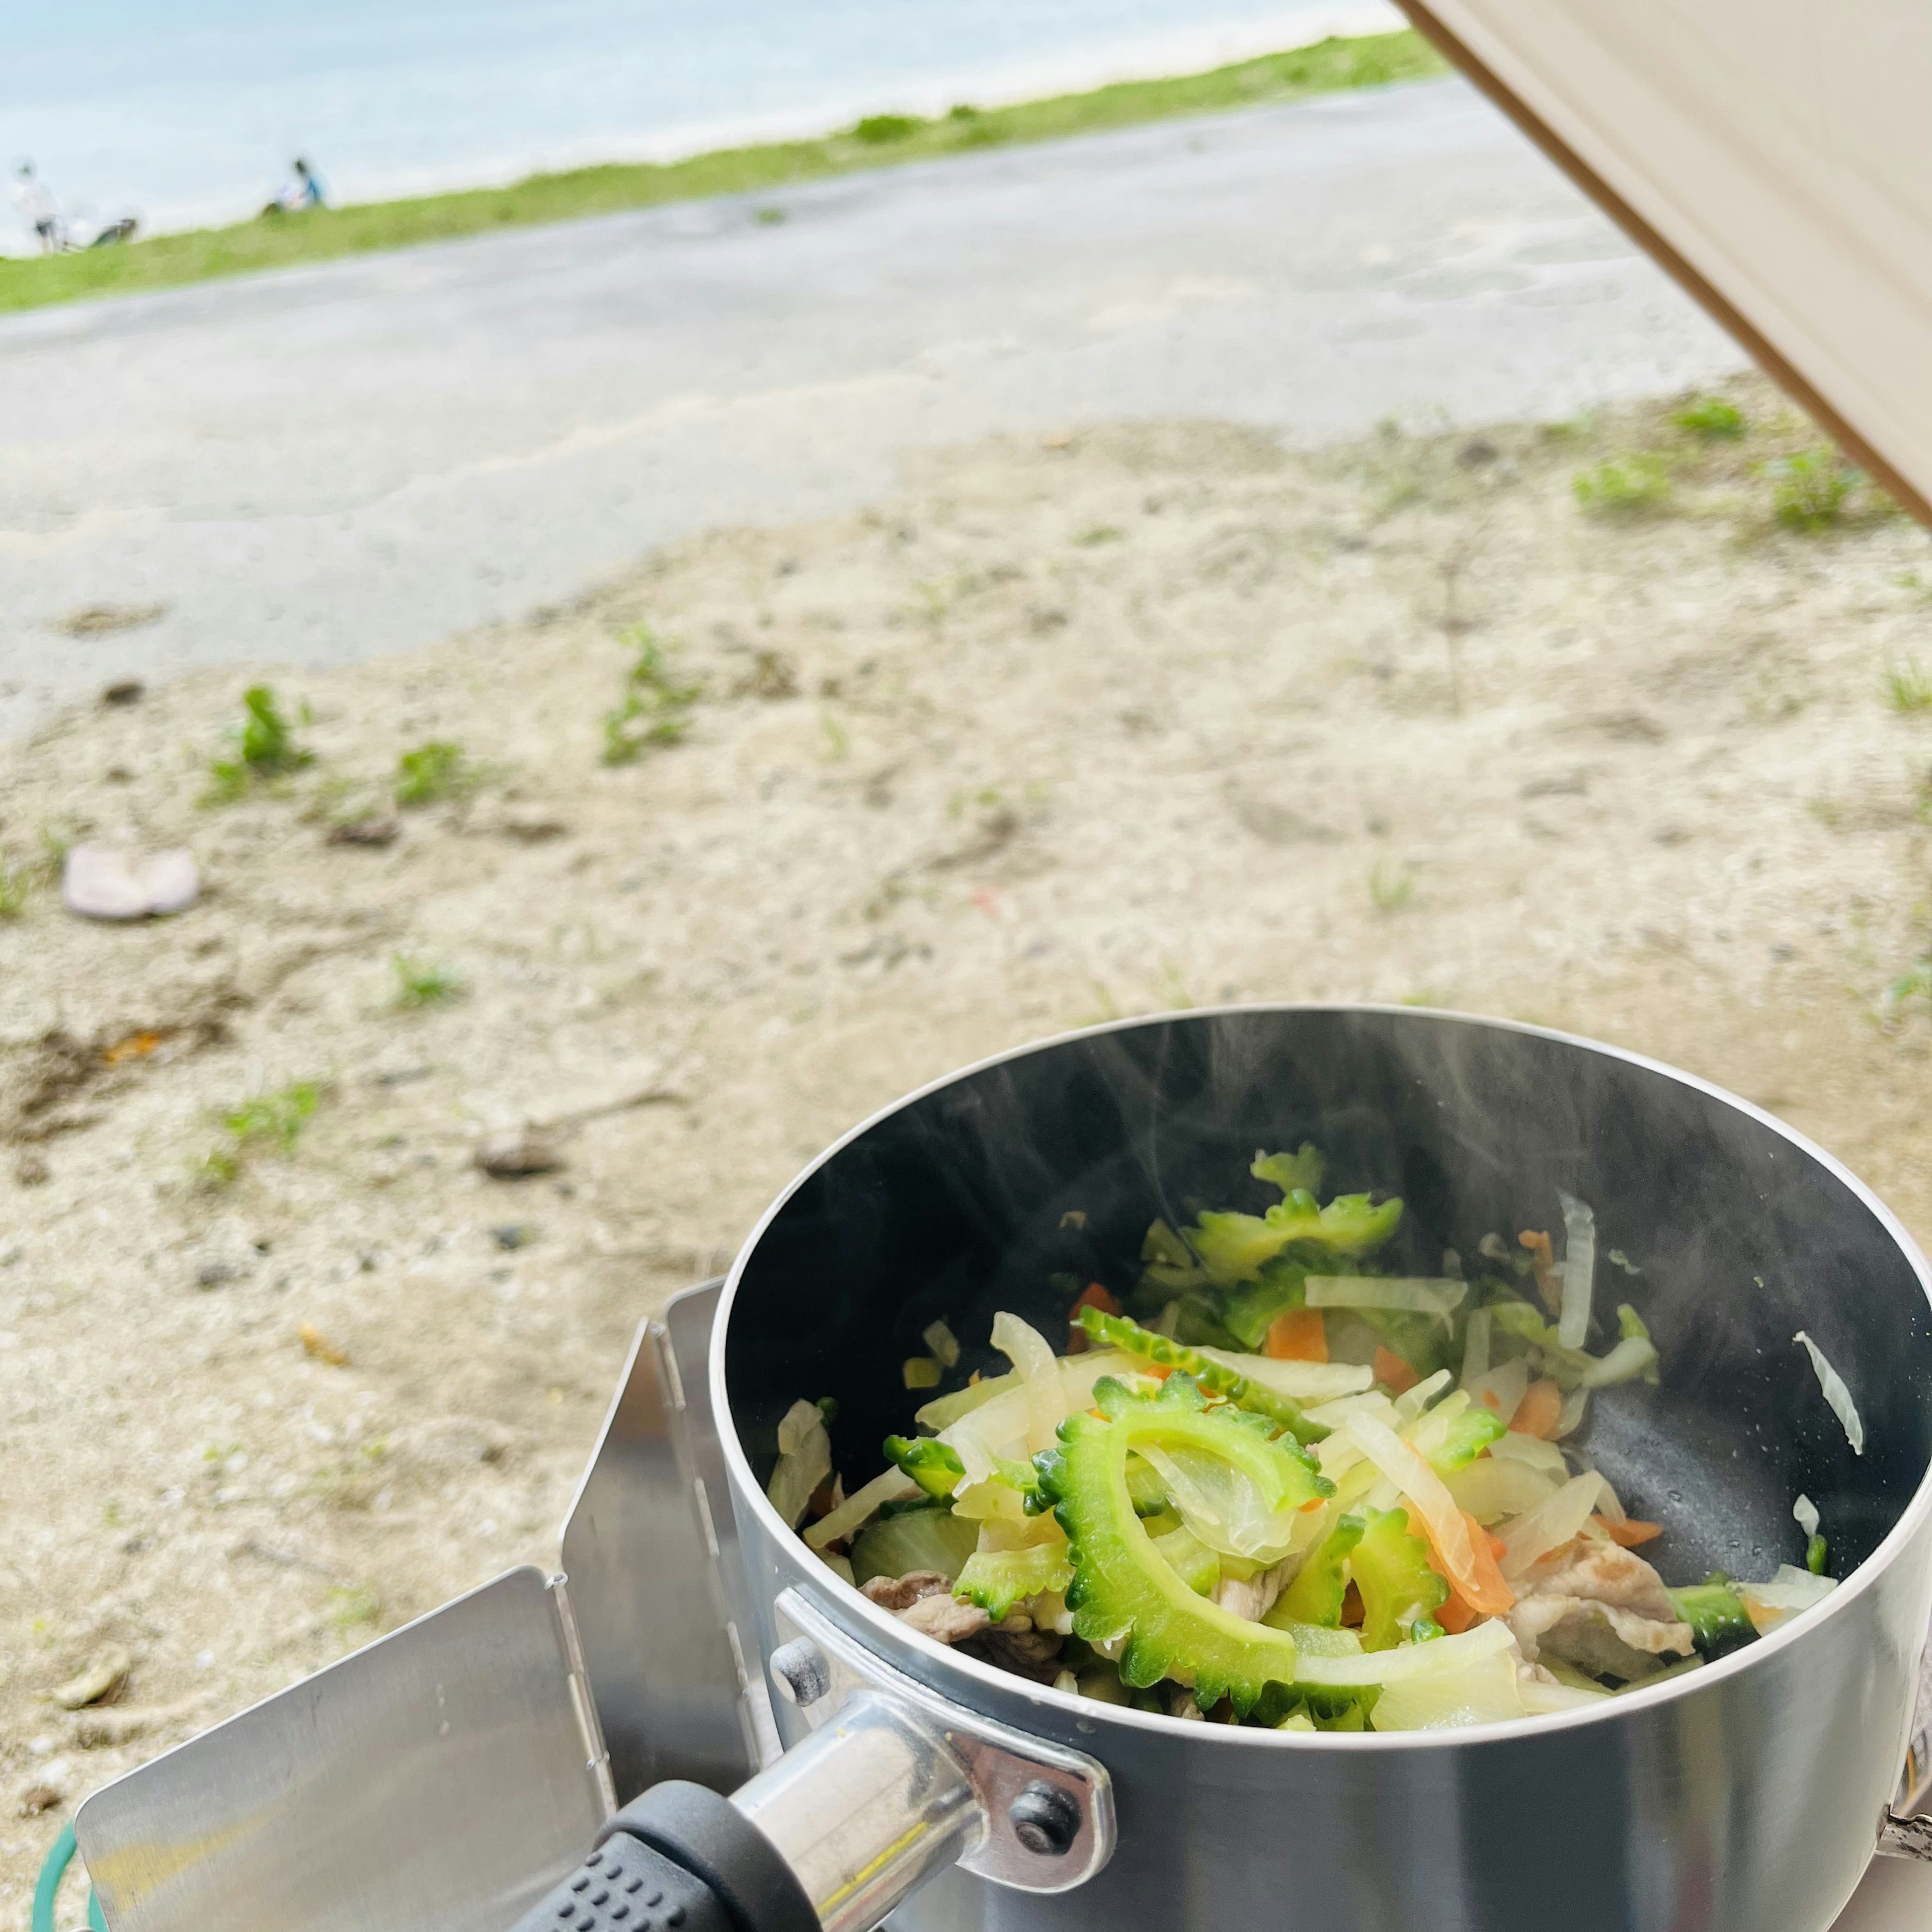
[509, 1587, 1114, 1932]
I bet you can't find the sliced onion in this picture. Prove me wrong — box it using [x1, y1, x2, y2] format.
[1446, 1457, 1561, 1523]
[1556, 1191, 1596, 1350]
[1296, 1616, 1516, 1687]
[916, 1372, 1015, 1432]
[939, 1349, 1136, 1484]
[804, 1464, 917, 1549]
[1488, 1431, 1568, 1476]
[1794, 1331, 1865, 1455]
[1497, 1471, 1604, 1577]
[1552, 1386, 1590, 1440]
[993, 1311, 1064, 1457]
[1793, 1493, 1820, 1539]
[1460, 1307, 1492, 1389]
[1465, 1358, 1531, 1426]
[1342, 1412, 1479, 1589]
[767, 1398, 832, 1530]
[1192, 1349, 1373, 1403]
[1307, 1277, 1468, 1326]
[1304, 1391, 1400, 1432]
[1394, 1369, 1453, 1426]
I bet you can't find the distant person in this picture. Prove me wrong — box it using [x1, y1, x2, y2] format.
[261, 156, 326, 217]
[13, 161, 63, 252]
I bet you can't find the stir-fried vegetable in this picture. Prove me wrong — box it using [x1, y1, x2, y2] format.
[777, 1143, 1854, 1733]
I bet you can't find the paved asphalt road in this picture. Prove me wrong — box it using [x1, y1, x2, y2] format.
[0, 75, 1746, 737]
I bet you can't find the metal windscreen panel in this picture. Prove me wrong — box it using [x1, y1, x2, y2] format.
[558, 1305, 756, 1803]
[74, 1566, 607, 1932]
[1399, 0, 1932, 521]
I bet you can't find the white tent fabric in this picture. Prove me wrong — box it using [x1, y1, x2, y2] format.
[1400, 0, 1932, 521]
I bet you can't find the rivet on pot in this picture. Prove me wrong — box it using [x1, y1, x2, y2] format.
[769, 1638, 831, 1707]
[1008, 1779, 1081, 1858]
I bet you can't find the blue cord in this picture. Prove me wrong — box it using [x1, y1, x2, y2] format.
[32, 1820, 109, 1932]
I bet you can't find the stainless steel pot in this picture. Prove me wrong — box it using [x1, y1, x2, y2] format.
[73, 1009, 1932, 1932]
[709, 1007, 1932, 1932]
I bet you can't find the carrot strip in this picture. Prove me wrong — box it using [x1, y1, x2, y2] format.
[1511, 1377, 1564, 1439]
[1519, 1229, 1560, 1314]
[1265, 1308, 1329, 1362]
[1374, 1346, 1419, 1395]
[1599, 1516, 1663, 1547]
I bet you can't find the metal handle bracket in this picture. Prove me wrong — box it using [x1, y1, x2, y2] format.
[762, 1586, 1114, 1897]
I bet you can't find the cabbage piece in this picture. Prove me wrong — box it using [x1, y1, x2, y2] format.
[1135, 1439, 1313, 1564]
[1394, 1371, 1454, 1427]
[1342, 1411, 1486, 1599]
[1296, 1616, 1517, 1687]
[850, 1506, 982, 1586]
[1740, 1565, 1838, 1634]
[1555, 1191, 1596, 1350]
[1794, 1331, 1865, 1455]
[1150, 1522, 1222, 1597]
[1371, 1642, 1526, 1730]
[1306, 1277, 1467, 1327]
[767, 1398, 832, 1530]
[922, 1320, 961, 1369]
[1304, 1391, 1400, 1433]
[1793, 1493, 1820, 1539]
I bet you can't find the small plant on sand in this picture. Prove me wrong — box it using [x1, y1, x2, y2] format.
[1884, 661, 1932, 715]
[1671, 395, 1746, 440]
[1767, 448, 1853, 532]
[393, 739, 471, 807]
[1369, 859, 1416, 913]
[199, 1080, 321, 1186]
[0, 857, 31, 919]
[325, 1582, 381, 1633]
[602, 624, 700, 765]
[392, 954, 463, 1007]
[204, 684, 312, 802]
[1572, 456, 1672, 518]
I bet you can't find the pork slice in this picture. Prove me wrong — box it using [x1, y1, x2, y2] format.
[1506, 1536, 1694, 1674]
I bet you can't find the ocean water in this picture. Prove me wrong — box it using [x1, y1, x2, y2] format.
[3, 0, 1401, 246]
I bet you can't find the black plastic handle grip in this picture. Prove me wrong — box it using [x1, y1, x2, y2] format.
[510, 1781, 818, 1932]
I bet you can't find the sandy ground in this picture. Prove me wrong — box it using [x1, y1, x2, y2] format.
[0, 76, 1743, 739]
[4, 372, 1932, 1920]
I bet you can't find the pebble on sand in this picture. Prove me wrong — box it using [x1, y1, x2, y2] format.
[62, 845, 199, 920]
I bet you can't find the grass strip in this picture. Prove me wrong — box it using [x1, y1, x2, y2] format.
[0, 30, 1443, 317]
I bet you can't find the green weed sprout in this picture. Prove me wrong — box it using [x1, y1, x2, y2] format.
[0, 858, 30, 919]
[1768, 449, 1853, 532]
[1884, 661, 1932, 715]
[205, 684, 312, 802]
[1572, 457, 1672, 517]
[394, 740, 470, 807]
[199, 1080, 321, 1187]
[852, 113, 921, 144]
[1671, 396, 1746, 440]
[392, 954, 463, 1007]
[602, 623, 701, 765]
[1370, 860, 1416, 913]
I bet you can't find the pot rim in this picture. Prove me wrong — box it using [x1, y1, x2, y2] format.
[713, 1001, 1932, 1751]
